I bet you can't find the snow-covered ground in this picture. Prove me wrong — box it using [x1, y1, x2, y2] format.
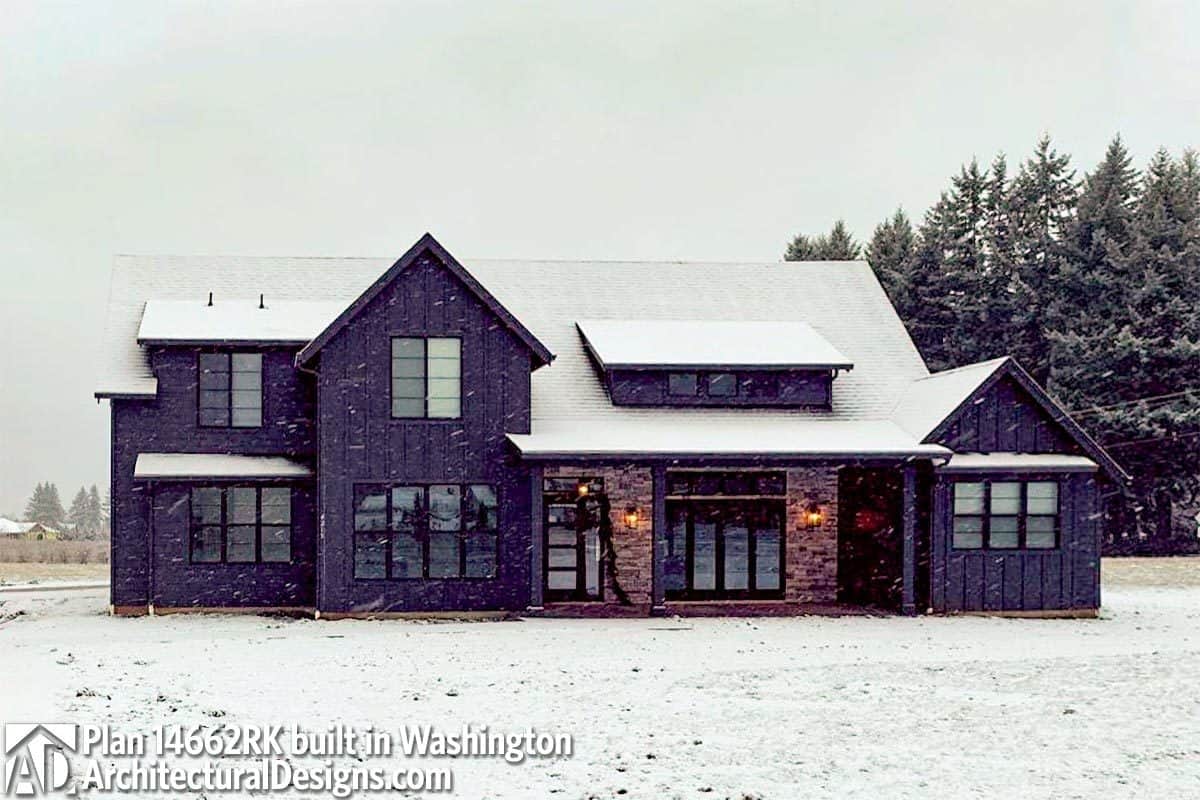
[3, 567, 1199, 799]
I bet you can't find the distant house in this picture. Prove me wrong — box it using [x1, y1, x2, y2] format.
[95, 234, 1127, 619]
[0, 518, 61, 540]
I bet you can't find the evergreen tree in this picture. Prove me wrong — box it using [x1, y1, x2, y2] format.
[87, 485, 105, 538]
[67, 487, 90, 539]
[866, 208, 916, 319]
[1008, 136, 1079, 384]
[784, 220, 862, 260]
[24, 482, 66, 530]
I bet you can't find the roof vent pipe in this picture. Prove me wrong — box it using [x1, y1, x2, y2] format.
[207, 291, 213, 307]
[259, 293, 265, 309]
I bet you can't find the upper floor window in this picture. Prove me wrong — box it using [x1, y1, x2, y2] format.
[666, 371, 738, 398]
[353, 483, 497, 579]
[952, 480, 1059, 550]
[668, 372, 698, 396]
[190, 486, 292, 563]
[707, 372, 737, 397]
[391, 337, 461, 419]
[198, 352, 262, 428]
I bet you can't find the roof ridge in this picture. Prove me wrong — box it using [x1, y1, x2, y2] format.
[114, 253, 869, 267]
[911, 356, 1010, 381]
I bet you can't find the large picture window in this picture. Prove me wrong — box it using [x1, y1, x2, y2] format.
[190, 486, 292, 563]
[664, 471, 787, 599]
[391, 337, 462, 419]
[952, 480, 1059, 550]
[198, 352, 263, 428]
[353, 483, 497, 579]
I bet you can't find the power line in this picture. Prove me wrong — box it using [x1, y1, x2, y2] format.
[1071, 389, 1200, 416]
[1104, 430, 1200, 450]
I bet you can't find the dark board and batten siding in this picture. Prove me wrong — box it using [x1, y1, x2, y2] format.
[315, 251, 535, 613]
[930, 473, 1100, 612]
[928, 375, 1102, 613]
[109, 347, 317, 609]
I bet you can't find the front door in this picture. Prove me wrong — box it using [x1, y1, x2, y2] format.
[543, 478, 604, 601]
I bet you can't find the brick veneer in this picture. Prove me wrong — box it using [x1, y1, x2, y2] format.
[542, 465, 840, 610]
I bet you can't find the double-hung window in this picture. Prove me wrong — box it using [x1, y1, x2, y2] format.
[952, 480, 1060, 550]
[199, 352, 263, 427]
[391, 337, 461, 419]
[190, 486, 292, 563]
[353, 484, 498, 579]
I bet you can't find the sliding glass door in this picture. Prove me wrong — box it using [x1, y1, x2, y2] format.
[665, 499, 785, 600]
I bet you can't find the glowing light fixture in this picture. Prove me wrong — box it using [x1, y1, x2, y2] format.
[805, 503, 824, 528]
[624, 507, 640, 527]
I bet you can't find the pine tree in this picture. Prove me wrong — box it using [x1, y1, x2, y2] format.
[866, 208, 917, 319]
[87, 485, 105, 539]
[67, 487, 90, 540]
[784, 220, 862, 260]
[24, 482, 66, 530]
[1008, 136, 1079, 384]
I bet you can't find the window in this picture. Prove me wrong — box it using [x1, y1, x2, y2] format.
[189, 487, 292, 563]
[391, 337, 461, 419]
[666, 471, 786, 497]
[199, 353, 263, 428]
[706, 373, 737, 397]
[353, 483, 497, 579]
[664, 501, 784, 598]
[668, 372, 698, 396]
[952, 480, 1060, 550]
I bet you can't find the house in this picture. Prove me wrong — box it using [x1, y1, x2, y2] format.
[0, 518, 61, 540]
[95, 234, 1126, 618]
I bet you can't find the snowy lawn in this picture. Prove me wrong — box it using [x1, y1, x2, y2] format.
[2, 560, 1199, 799]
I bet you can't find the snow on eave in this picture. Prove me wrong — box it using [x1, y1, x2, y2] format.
[890, 357, 1011, 440]
[939, 453, 1099, 473]
[133, 453, 315, 480]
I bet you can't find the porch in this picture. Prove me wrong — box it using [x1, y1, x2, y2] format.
[526, 464, 924, 617]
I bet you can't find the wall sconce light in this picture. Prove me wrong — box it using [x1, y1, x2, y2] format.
[804, 503, 824, 528]
[623, 507, 640, 527]
[577, 483, 589, 497]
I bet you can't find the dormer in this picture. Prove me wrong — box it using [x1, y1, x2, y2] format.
[576, 320, 853, 408]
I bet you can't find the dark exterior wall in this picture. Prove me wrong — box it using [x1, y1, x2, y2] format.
[607, 369, 832, 407]
[314, 251, 535, 613]
[927, 375, 1102, 612]
[930, 472, 1100, 612]
[108, 346, 316, 609]
[937, 376, 1075, 453]
[148, 482, 317, 608]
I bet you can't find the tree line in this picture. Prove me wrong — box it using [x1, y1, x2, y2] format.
[22, 482, 109, 539]
[785, 135, 1200, 551]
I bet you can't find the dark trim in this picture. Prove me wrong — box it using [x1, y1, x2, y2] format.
[187, 486, 295, 565]
[923, 357, 1129, 485]
[95, 390, 157, 400]
[901, 464, 916, 615]
[296, 233, 554, 368]
[139, 338, 310, 346]
[605, 362, 853, 372]
[389, 335, 463, 420]
[196, 350, 264, 430]
[350, 482, 499, 581]
[948, 477, 1062, 551]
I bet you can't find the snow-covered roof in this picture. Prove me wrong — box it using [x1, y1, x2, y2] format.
[508, 420, 948, 459]
[138, 300, 342, 344]
[575, 319, 853, 370]
[0, 518, 33, 535]
[938, 453, 1099, 473]
[101, 247, 1026, 457]
[890, 357, 1009, 440]
[133, 453, 315, 480]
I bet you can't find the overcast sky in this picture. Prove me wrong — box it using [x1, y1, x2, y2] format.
[1, 0, 1198, 515]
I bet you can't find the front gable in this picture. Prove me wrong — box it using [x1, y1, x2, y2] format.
[296, 233, 553, 368]
[926, 358, 1128, 483]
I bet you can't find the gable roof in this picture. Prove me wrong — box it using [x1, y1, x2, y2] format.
[575, 319, 854, 371]
[294, 233, 553, 368]
[892, 356, 1128, 483]
[100, 243, 1120, 466]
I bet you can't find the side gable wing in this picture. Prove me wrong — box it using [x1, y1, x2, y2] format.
[916, 357, 1129, 484]
[295, 233, 554, 368]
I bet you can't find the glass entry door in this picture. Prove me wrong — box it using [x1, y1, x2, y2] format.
[543, 478, 604, 601]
